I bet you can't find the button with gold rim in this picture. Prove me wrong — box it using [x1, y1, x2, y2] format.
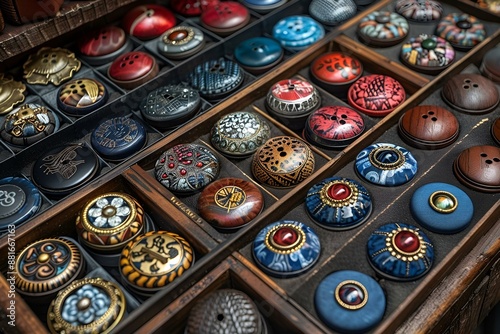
[23, 47, 81, 86]
[158, 25, 205, 59]
[0, 74, 26, 115]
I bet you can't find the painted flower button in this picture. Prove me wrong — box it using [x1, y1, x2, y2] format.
[315, 270, 386, 333]
[357, 11, 409, 47]
[272, 16, 325, 51]
[355, 143, 418, 186]
[400, 34, 456, 75]
[395, 0, 443, 22]
[309, 0, 357, 26]
[57, 78, 108, 117]
[108, 51, 159, 90]
[367, 222, 434, 281]
[241, 0, 287, 13]
[453, 145, 500, 193]
[77, 25, 133, 66]
[122, 4, 176, 40]
[155, 143, 220, 194]
[23, 47, 81, 86]
[252, 220, 321, 277]
[200, 1, 249, 36]
[234, 37, 284, 75]
[411, 182, 474, 234]
[435, 13, 486, 50]
[158, 26, 205, 59]
[0, 74, 26, 115]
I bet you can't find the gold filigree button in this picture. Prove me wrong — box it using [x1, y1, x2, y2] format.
[23, 47, 81, 86]
[0, 74, 26, 115]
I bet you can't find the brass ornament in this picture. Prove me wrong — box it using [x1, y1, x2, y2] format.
[368, 145, 405, 170]
[429, 191, 458, 213]
[387, 226, 426, 260]
[320, 180, 358, 208]
[214, 186, 246, 212]
[0, 74, 26, 115]
[4, 104, 50, 137]
[23, 47, 81, 86]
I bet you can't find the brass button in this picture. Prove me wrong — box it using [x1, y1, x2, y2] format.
[23, 47, 81, 86]
[0, 74, 26, 115]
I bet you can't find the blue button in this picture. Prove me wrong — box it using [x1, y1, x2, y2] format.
[0, 177, 41, 233]
[242, 0, 287, 12]
[234, 37, 283, 71]
[272, 16, 325, 50]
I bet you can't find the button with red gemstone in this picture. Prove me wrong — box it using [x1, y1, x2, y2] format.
[367, 222, 434, 281]
[252, 220, 320, 277]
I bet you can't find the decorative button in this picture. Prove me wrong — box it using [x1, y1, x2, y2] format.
[91, 117, 147, 161]
[0, 103, 60, 148]
[120, 230, 194, 295]
[309, 0, 357, 26]
[158, 26, 205, 59]
[398, 105, 459, 149]
[400, 34, 456, 74]
[77, 25, 133, 66]
[197, 178, 264, 230]
[201, 1, 250, 35]
[210, 111, 271, 158]
[0, 74, 26, 115]
[252, 136, 315, 188]
[272, 16, 325, 51]
[171, 0, 220, 16]
[357, 11, 409, 47]
[32, 143, 100, 198]
[57, 78, 108, 117]
[480, 47, 500, 83]
[411, 182, 474, 234]
[348, 74, 406, 117]
[441, 74, 499, 114]
[139, 84, 201, 130]
[304, 106, 365, 149]
[241, 0, 287, 13]
[234, 37, 284, 75]
[155, 143, 220, 194]
[252, 220, 320, 277]
[395, 0, 443, 22]
[315, 270, 385, 333]
[47, 278, 126, 334]
[492, 117, 500, 146]
[0, 177, 41, 233]
[122, 4, 176, 40]
[108, 51, 159, 90]
[453, 145, 500, 193]
[23, 47, 81, 86]
[355, 143, 417, 186]
[367, 223, 434, 280]
[435, 13, 486, 50]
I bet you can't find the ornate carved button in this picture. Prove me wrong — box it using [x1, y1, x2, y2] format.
[201, 1, 250, 35]
[395, 0, 443, 22]
[210, 111, 271, 158]
[441, 74, 499, 114]
[0, 177, 41, 233]
[91, 117, 147, 161]
[77, 25, 133, 66]
[357, 11, 409, 47]
[272, 16, 325, 51]
[234, 37, 284, 75]
[23, 47, 81, 86]
[398, 105, 459, 149]
[252, 220, 321, 277]
[57, 78, 108, 117]
[315, 270, 386, 333]
[400, 34, 456, 74]
[309, 0, 357, 26]
[171, 0, 220, 16]
[122, 4, 176, 40]
[47, 278, 126, 334]
[453, 145, 500, 193]
[0, 103, 60, 148]
[31, 143, 100, 198]
[139, 84, 201, 130]
[241, 0, 287, 13]
[155, 143, 220, 194]
[355, 143, 418, 186]
[411, 182, 474, 234]
[348, 74, 406, 117]
[158, 26, 205, 59]
[252, 136, 315, 188]
[481, 47, 500, 83]
[119, 230, 194, 295]
[108, 51, 159, 90]
[0, 74, 26, 115]
[197, 178, 264, 230]
[304, 106, 365, 149]
[492, 117, 500, 146]
[435, 13, 486, 50]
[306, 176, 372, 230]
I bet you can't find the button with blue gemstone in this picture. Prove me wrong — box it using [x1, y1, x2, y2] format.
[234, 37, 284, 75]
[367, 222, 434, 281]
[355, 143, 418, 186]
[306, 177, 372, 230]
[315, 270, 385, 333]
[272, 16, 325, 51]
[411, 182, 473, 234]
[252, 220, 320, 278]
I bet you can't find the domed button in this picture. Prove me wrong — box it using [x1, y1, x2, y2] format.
[492, 117, 500, 145]
[241, 0, 287, 13]
[400, 34, 455, 74]
[0, 74, 26, 115]
[367, 223, 434, 281]
[108, 51, 159, 90]
[272, 16, 325, 51]
[421, 38, 437, 50]
[252, 220, 321, 277]
[456, 20, 472, 30]
[0, 177, 41, 233]
[357, 11, 409, 47]
[480, 47, 500, 83]
[158, 26, 205, 59]
[57, 78, 108, 117]
[309, 0, 357, 26]
[435, 13, 486, 50]
[122, 4, 176, 40]
[234, 37, 284, 75]
[77, 26, 133, 66]
[171, 0, 220, 16]
[453, 145, 500, 193]
[395, 0, 443, 22]
[23, 47, 81, 86]
[200, 1, 250, 36]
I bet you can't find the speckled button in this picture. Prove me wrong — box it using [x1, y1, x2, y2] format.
[435, 13, 486, 50]
[0, 74, 26, 115]
[158, 26, 205, 59]
[122, 4, 176, 40]
[400, 34, 456, 74]
[252, 220, 321, 277]
[492, 118, 500, 145]
[200, 1, 250, 35]
[91, 117, 147, 161]
[241, 0, 287, 13]
[306, 176, 372, 230]
[304, 106, 365, 149]
[355, 143, 418, 186]
[411, 182, 474, 234]
[309, 0, 357, 26]
[398, 105, 459, 149]
[252, 136, 315, 188]
[441, 74, 499, 114]
[234, 37, 284, 75]
[211, 111, 271, 158]
[357, 11, 409, 47]
[23, 47, 81, 86]
[348, 75, 406, 117]
[0, 177, 41, 233]
[77, 25, 133, 66]
[272, 16, 325, 51]
[367, 222, 434, 281]
[197, 178, 264, 230]
[57, 78, 108, 117]
[481, 47, 500, 83]
[171, 0, 220, 16]
[315, 270, 386, 333]
[108, 51, 159, 90]
[395, 0, 443, 22]
[155, 143, 220, 194]
[453, 145, 500, 193]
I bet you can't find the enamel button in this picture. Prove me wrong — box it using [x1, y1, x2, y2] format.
[200, 1, 250, 36]
[57, 78, 108, 117]
[108, 51, 159, 90]
[272, 16, 325, 51]
[122, 4, 176, 40]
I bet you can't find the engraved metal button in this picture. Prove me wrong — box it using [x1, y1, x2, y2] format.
[23, 47, 81, 86]
[0, 74, 26, 115]
[309, 0, 357, 26]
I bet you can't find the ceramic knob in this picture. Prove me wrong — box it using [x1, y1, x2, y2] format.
[0, 177, 41, 233]
[400, 34, 456, 74]
[481, 47, 500, 83]
[435, 13, 486, 50]
[453, 145, 500, 193]
[122, 4, 176, 40]
[272, 16, 325, 51]
[395, 0, 443, 22]
[241, 0, 287, 13]
[158, 26, 205, 59]
[234, 37, 284, 75]
[108, 51, 159, 90]
[309, 0, 357, 26]
[171, 0, 220, 16]
[0, 74, 26, 115]
[23, 47, 81, 86]
[200, 1, 249, 36]
[57, 78, 108, 117]
[357, 11, 409, 47]
[492, 117, 500, 146]
[77, 25, 133, 66]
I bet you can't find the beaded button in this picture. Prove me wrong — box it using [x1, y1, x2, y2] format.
[122, 4, 176, 40]
[309, 0, 357, 26]
[435, 13, 486, 50]
[395, 0, 443, 22]
[272, 16, 325, 51]
[357, 11, 409, 47]
[158, 26, 205, 59]
[77, 25, 133, 66]
[400, 34, 456, 75]
[201, 1, 250, 36]
[0, 177, 41, 233]
[453, 145, 500, 193]
[23, 47, 81, 86]
[57, 78, 108, 117]
[108, 51, 159, 90]
[0, 74, 26, 115]
[234, 37, 284, 75]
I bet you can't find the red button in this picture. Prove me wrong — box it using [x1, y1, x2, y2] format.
[328, 183, 351, 201]
[201, 1, 249, 35]
[108, 52, 158, 89]
[311, 52, 363, 84]
[78, 26, 126, 57]
[273, 227, 298, 246]
[122, 4, 176, 40]
[171, 0, 220, 16]
[394, 231, 420, 253]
